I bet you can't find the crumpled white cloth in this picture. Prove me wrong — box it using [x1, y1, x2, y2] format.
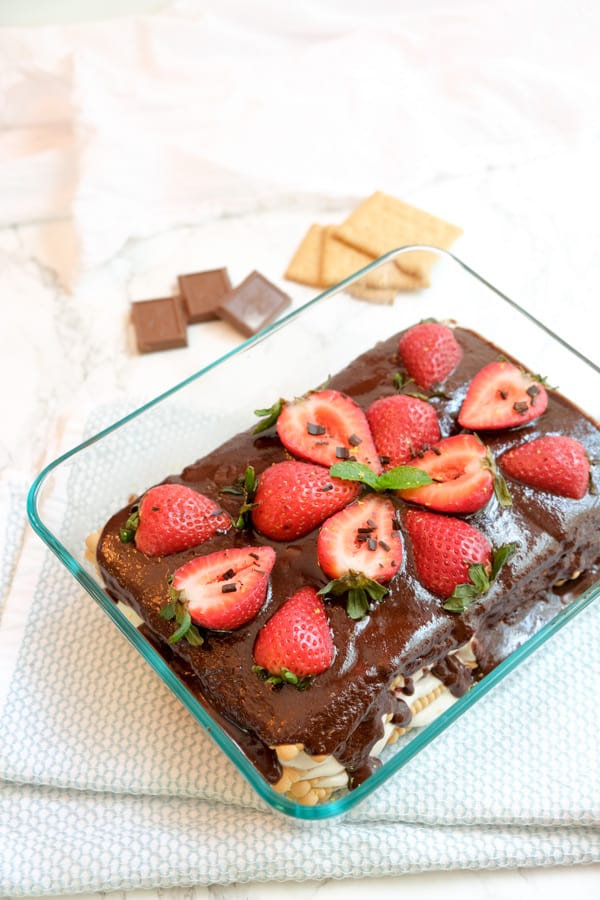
[1, 0, 599, 285]
[0, 398, 598, 895]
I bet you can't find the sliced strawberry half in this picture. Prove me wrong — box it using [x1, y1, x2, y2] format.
[171, 545, 276, 631]
[404, 509, 492, 600]
[276, 389, 382, 473]
[253, 586, 334, 683]
[397, 321, 463, 390]
[317, 495, 402, 583]
[397, 434, 495, 514]
[121, 483, 231, 557]
[252, 461, 360, 540]
[458, 360, 548, 430]
[499, 435, 589, 499]
[366, 394, 441, 468]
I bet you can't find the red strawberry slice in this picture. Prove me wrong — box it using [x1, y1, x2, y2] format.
[458, 360, 548, 430]
[276, 389, 382, 473]
[253, 586, 334, 680]
[398, 322, 462, 390]
[499, 435, 589, 499]
[171, 545, 276, 630]
[366, 394, 441, 468]
[252, 461, 360, 540]
[398, 434, 494, 514]
[404, 509, 491, 600]
[317, 495, 402, 583]
[124, 483, 231, 556]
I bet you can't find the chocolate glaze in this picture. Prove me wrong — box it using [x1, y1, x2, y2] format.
[96, 327, 600, 788]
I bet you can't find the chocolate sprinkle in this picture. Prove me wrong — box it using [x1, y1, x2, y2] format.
[379, 540, 391, 551]
[335, 447, 350, 459]
[348, 433, 362, 446]
[221, 568, 236, 581]
[307, 422, 327, 435]
[367, 538, 378, 551]
[513, 400, 530, 414]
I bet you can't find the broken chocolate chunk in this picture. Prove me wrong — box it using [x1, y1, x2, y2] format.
[131, 296, 188, 353]
[217, 271, 291, 337]
[178, 268, 232, 323]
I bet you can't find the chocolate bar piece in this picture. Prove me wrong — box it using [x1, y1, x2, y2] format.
[217, 271, 291, 337]
[178, 268, 232, 324]
[131, 296, 188, 353]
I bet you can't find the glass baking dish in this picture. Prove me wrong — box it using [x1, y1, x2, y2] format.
[27, 246, 600, 820]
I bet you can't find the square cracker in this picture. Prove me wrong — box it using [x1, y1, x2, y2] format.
[320, 227, 425, 290]
[284, 224, 326, 287]
[336, 192, 462, 280]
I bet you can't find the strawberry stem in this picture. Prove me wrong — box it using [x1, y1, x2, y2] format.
[318, 571, 389, 620]
[443, 542, 518, 613]
[160, 586, 204, 646]
[253, 398, 286, 433]
[252, 664, 312, 691]
[119, 505, 140, 543]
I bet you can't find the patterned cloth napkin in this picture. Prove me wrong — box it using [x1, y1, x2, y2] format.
[0, 440, 598, 894]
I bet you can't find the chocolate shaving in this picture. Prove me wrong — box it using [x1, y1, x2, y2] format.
[348, 433, 362, 446]
[320, 483, 334, 492]
[221, 583, 237, 593]
[335, 447, 350, 459]
[367, 538, 378, 551]
[513, 400, 530, 414]
[221, 568, 236, 581]
[379, 540, 391, 551]
[307, 422, 327, 435]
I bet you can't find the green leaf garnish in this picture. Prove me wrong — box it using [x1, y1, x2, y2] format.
[443, 542, 518, 613]
[119, 505, 140, 543]
[318, 571, 389, 620]
[253, 398, 286, 433]
[330, 461, 433, 493]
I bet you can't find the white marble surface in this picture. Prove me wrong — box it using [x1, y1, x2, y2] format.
[1, 1, 599, 897]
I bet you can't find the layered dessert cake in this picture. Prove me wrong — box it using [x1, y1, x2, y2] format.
[95, 321, 600, 806]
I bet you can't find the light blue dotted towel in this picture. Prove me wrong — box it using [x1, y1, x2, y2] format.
[0, 464, 598, 895]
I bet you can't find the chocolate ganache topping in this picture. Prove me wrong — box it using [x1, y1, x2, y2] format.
[96, 326, 600, 788]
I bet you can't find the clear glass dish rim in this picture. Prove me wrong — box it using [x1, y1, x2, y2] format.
[26, 245, 600, 820]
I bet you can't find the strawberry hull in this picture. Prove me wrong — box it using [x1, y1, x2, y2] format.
[96, 325, 600, 800]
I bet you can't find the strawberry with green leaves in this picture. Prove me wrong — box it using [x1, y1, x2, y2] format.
[252, 460, 360, 540]
[317, 495, 402, 619]
[458, 360, 548, 430]
[397, 433, 510, 514]
[163, 546, 276, 641]
[404, 509, 516, 611]
[276, 389, 382, 472]
[499, 435, 590, 499]
[366, 394, 441, 468]
[397, 321, 463, 390]
[120, 483, 231, 556]
[253, 586, 334, 687]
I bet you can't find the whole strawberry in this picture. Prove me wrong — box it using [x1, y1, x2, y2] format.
[121, 483, 231, 556]
[398, 322, 462, 390]
[253, 586, 334, 684]
[252, 461, 360, 541]
[499, 435, 589, 499]
[404, 509, 492, 600]
[366, 394, 441, 468]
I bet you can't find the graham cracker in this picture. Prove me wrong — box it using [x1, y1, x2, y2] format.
[345, 283, 398, 305]
[321, 227, 424, 291]
[284, 224, 326, 287]
[336, 192, 463, 281]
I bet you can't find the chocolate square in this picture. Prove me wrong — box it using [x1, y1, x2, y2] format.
[131, 296, 188, 353]
[178, 268, 232, 323]
[216, 271, 291, 337]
